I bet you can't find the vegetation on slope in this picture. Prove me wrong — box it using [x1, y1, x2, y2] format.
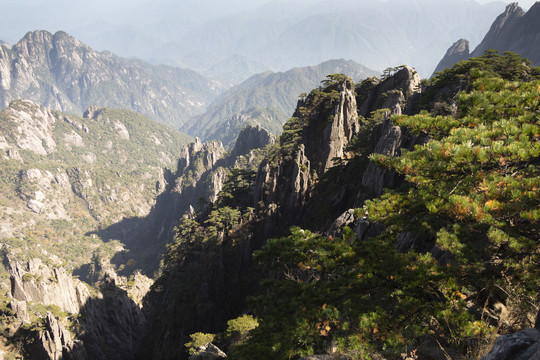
[161, 52, 539, 359]
[0, 101, 191, 277]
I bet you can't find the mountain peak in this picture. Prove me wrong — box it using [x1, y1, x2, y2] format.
[432, 39, 470, 75]
[482, 3, 525, 43]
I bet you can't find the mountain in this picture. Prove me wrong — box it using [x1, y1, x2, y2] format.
[189, 59, 379, 147]
[141, 53, 540, 360]
[0, 30, 225, 130]
[0, 51, 538, 359]
[433, 2, 540, 73]
[0, 99, 194, 359]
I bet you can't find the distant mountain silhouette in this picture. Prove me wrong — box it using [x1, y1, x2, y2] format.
[433, 2, 540, 74]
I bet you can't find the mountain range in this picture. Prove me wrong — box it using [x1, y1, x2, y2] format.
[0, 30, 225, 130]
[0, 30, 380, 145]
[0, 2, 539, 359]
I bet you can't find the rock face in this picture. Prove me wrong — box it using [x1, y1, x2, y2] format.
[253, 78, 360, 228]
[8, 258, 147, 360]
[358, 65, 420, 117]
[0, 30, 223, 129]
[432, 39, 470, 74]
[481, 328, 540, 360]
[356, 66, 422, 198]
[471, 3, 526, 58]
[304, 79, 360, 173]
[231, 125, 275, 157]
[36, 312, 87, 360]
[434, 3, 540, 73]
[107, 137, 229, 272]
[79, 273, 147, 360]
[189, 343, 227, 360]
[9, 259, 90, 314]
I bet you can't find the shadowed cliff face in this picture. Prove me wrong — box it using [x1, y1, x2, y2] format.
[253, 77, 360, 229]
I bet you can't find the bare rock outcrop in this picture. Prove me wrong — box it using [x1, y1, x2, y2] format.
[358, 65, 420, 117]
[36, 312, 87, 360]
[471, 3, 526, 58]
[189, 343, 227, 360]
[9, 259, 90, 314]
[1, 99, 57, 156]
[434, 3, 540, 74]
[306, 79, 359, 173]
[254, 78, 359, 227]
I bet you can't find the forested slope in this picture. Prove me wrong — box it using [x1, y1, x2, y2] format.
[142, 52, 539, 360]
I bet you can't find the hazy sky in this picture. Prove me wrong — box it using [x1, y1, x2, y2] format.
[0, 0, 536, 76]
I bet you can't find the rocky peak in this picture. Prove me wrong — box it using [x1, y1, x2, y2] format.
[231, 125, 275, 157]
[0, 30, 220, 129]
[303, 78, 359, 174]
[472, 2, 525, 56]
[37, 312, 87, 360]
[491, 2, 524, 34]
[254, 77, 361, 227]
[176, 139, 225, 178]
[432, 39, 470, 75]
[357, 65, 421, 117]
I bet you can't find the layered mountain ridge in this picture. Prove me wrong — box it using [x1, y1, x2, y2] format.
[0, 30, 224, 130]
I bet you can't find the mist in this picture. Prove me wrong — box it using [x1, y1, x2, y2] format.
[1, 0, 536, 77]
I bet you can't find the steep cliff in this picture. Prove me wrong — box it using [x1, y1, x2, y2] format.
[0, 30, 224, 129]
[4, 258, 148, 360]
[9, 259, 90, 314]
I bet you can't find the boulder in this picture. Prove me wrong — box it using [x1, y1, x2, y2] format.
[481, 328, 540, 360]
